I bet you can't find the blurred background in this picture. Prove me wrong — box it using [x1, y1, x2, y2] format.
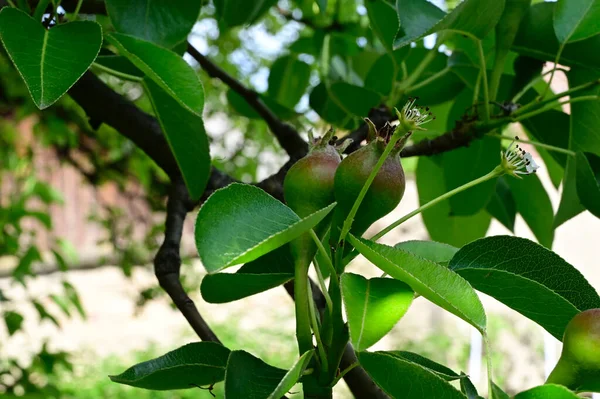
[1, 0, 599, 398]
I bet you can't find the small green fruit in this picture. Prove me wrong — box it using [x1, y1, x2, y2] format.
[547, 309, 600, 392]
[330, 122, 406, 243]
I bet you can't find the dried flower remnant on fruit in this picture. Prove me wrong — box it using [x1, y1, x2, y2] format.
[500, 136, 540, 178]
[396, 97, 435, 132]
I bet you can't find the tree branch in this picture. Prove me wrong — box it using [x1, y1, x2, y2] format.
[186, 43, 308, 159]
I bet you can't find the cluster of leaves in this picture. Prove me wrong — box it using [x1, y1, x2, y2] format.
[0, 0, 600, 398]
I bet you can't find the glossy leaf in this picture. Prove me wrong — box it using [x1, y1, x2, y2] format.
[486, 177, 517, 232]
[366, 0, 399, 52]
[267, 55, 311, 108]
[513, 3, 600, 70]
[449, 235, 600, 340]
[107, 33, 204, 116]
[514, 384, 580, 399]
[105, 0, 202, 48]
[348, 235, 487, 332]
[394, 0, 506, 49]
[358, 351, 467, 398]
[201, 246, 294, 303]
[0, 8, 102, 109]
[387, 351, 462, 381]
[267, 351, 314, 399]
[341, 273, 414, 351]
[575, 151, 600, 218]
[329, 82, 382, 117]
[309, 83, 354, 129]
[109, 342, 230, 390]
[144, 79, 210, 200]
[224, 351, 287, 398]
[506, 173, 554, 248]
[417, 156, 491, 247]
[394, 240, 459, 266]
[195, 183, 336, 273]
[554, 0, 600, 43]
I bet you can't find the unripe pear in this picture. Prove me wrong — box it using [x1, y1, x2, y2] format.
[546, 309, 600, 392]
[330, 122, 407, 244]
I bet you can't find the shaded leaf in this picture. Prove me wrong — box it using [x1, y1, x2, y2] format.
[553, 0, 600, 43]
[348, 235, 487, 332]
[341, 273, 413, 351]
[575, 151, 600, 218]
[521, 110, 569, 168]
[486, 177, 517, 232]
[358, 351, 467, 398]
[144, 79, 210, 200]
[105, 0, 202, 48]
[329, 82, 382, 117]
[109, 342, 230, 390]
[417, 156, 491, 247]
[569, 68, 600, 157]
[388, 351, 462, 381]
[224, 350, 287, 398]
[394, 0, 506, 49]
[449, 235, 600, 340]
[506, 174, 554, 248]
[309, 83, 354, 129]
[226, 89, 296, 120]
[215, 0, 277, 28]
[195, 183, 336, 273]
[94, 55, 144, 79]
[107, 33, 204, 116]
[555, 156, 585, 227]
[268, 55, 311, 108]
[4, 311, 24, 336]
[0, 8, 102, 109]
[512, 3, 600, 70]
[366, 0, 399, 52]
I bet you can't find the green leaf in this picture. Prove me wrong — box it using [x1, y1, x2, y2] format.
[513, 2, 600, 70]
[309, 82, 354, 129]
[341, 273, 413, 351]
[107, 33, 204, 116]
[394, 240, 459, 266]
[460, 373, 481, 399]
[555, 155, 586, 227]
[394, 0, 506, 49]
[491, 382, 510, 399]
[226, 89, 296, 120]
[569, 68, 600, 157]
[365, 54, 396, 97]
[348, 235, 487, 332]
[486, 177, 517, 232]
[366, 0, 399, 52]
[50, 294, 72, 318]
[417, 156, 491, 247]
[443, 135, 500, 216]
[224, 351, 287, 398]
[506, 174, 554, 248]
[144, 79, 210, 200]
[553, 0, 600, 44]
[195, 183, 336, 273]
[329, 82, 382, 117]
[387, 351, 462, 381]
[267, 351, 314, 399]
[449, 235, 600, 340]
[0, 8, 102, 109]
[94, 55, 144, 79]
[215, 0, 278, 28]
[63, 281, 86, 319]
[109, 342, 230, 390]
[521, 110, 569, 168]
[33, 300, 60, 328]
[4, 311, 24, 336]
[575, 151, 600, 218]
[267, 55, 311, 108]
[358, 351, 467, 398]
[105, 0, 202, 48]
[13, 246, 42, 283]
[201, 245, 294, 303]
[495, 0, 532, 56]
[514, 384, 580, 398]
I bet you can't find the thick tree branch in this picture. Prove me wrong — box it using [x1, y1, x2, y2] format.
[186, 43, 308, 159]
